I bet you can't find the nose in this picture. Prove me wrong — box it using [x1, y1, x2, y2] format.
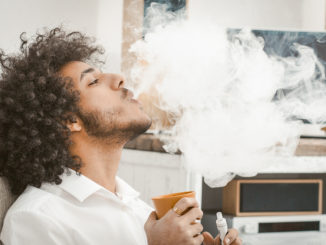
[105, 73, 125, 90]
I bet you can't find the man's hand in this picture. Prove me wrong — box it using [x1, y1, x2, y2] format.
[145, 197, 204, 245]
[203, 229, 242, 245]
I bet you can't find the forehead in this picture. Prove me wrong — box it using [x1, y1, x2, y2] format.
[59, 61, 93, 82]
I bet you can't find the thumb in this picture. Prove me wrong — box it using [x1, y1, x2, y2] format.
[202, 232, 215, 245]
[144, 211, 157, 229]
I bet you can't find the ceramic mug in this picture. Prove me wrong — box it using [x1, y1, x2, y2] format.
[151, 191, 196, 219]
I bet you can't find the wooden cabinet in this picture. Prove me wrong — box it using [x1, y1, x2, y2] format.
[119, 136, 326, 208]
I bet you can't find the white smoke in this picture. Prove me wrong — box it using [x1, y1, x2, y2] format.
[129, 4, 326, 187]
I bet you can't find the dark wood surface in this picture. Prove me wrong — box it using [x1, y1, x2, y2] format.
[125, 134, 326, 156]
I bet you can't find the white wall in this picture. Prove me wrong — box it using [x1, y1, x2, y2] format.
[302, 0, 325, 31]
[97, 0, 123, 73]
[188, 0, 325, 31]
[0, 0, 123, 72]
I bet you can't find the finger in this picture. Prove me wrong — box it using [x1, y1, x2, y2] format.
[190, 222, 204, 236]
[193, 233, 204, 245]
[231, 237, 242, 245]
[224, 229, 239, 245]
[182, 207, 203, 224]
[202, 232, 215, 245]
[144, 211, 157, 231]
[214, 234, 221, 245]
[173, 197, 199, 216]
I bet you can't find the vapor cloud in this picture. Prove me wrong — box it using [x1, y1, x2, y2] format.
[129, 4, 326, 187]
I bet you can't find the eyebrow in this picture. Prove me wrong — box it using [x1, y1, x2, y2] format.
[80, 68, 95, 82]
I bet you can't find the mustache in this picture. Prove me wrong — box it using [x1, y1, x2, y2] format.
[121, 88, 129, 100]
[121, 88, 134, 100]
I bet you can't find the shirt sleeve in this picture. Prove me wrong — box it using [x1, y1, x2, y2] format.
[0, 210, 74, 245]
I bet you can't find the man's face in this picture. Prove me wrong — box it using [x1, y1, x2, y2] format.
[59, 61, 152, 142]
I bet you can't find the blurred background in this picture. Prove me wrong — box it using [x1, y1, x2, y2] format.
[1, 0, 325, 74]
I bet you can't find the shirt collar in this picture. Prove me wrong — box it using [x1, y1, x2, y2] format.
[57, 168, 139, 202]
[115, 176, 140, 199]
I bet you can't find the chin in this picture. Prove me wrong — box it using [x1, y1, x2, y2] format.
[125, 115, 152, 141]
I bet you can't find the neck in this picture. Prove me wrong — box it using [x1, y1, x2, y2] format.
[69, 135, 124, 193]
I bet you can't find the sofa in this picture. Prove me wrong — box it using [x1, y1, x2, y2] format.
[0, 177, 17, 242]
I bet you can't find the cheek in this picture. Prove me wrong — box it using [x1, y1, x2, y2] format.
[80, 89, 122, 111]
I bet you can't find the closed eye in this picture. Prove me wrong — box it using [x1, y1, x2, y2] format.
[88, 79, 99, 86]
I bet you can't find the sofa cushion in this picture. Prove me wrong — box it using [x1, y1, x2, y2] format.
[0, 177, 17, 232]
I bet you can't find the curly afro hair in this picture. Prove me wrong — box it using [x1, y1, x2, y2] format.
[0, 27, 104, 195]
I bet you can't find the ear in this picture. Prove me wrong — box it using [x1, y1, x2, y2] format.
[67, 116, 82, 132]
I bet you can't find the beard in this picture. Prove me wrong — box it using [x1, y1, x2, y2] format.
[76, 107, 152, 144]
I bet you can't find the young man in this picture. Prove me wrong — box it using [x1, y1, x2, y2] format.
[0, 28, 241, 245]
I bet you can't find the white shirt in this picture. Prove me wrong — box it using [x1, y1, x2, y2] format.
[0, 169, 153, 245]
